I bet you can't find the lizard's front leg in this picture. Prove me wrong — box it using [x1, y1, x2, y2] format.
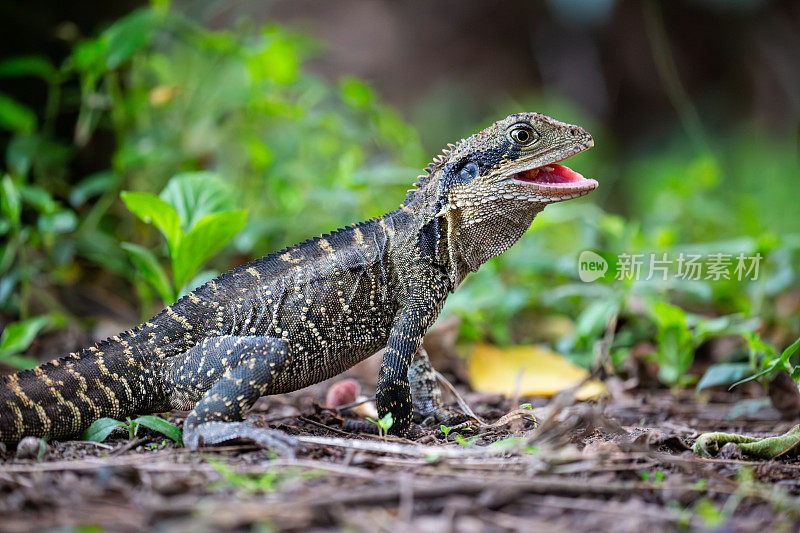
[377, 295, 444, 436]
[164, 335, 296, 455]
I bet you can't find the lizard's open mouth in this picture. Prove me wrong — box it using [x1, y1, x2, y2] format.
[512, 163, 598, 197]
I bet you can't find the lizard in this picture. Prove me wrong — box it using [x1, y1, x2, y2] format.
[0, 112, 597, 453]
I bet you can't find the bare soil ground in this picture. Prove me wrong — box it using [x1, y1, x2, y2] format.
[2, 380, 799, 532]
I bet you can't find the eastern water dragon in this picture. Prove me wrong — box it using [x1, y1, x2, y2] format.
[0, 112, 597, 452]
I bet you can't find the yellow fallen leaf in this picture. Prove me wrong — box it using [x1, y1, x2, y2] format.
[467, 343, 605, 400]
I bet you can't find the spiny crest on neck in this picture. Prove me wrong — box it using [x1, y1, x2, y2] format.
[402, 138, 467, 205]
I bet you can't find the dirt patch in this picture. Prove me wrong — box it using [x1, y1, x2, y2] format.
[1, 388, 799, 532]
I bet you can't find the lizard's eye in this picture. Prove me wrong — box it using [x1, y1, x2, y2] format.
[509, 125, 537, 146]
[458, 162, 479, 183]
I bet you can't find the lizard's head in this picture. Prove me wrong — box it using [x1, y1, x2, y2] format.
[412, 112, 597, 284]
[435, 112, 597, 214]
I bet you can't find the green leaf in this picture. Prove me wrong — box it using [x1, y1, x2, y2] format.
[70, 172, 119, 207]
[20, 184, 57, 214]
[694, 498, 724, 528]
[694, 315, 760, 342]
[121, 191, 182, 254]
[103, 10, 162, 68]
[0, 353, 38, 369]
[0, 315, 51, 355]
[744, 332, 776, 356]
[0, 56, 56, 81]
[0, 246, 17, 276]
[696, 363, 752, 391]
[247, 37, 298, 84]
[177, 269, 218, 299]
[726, 398, 772, 420]
[0, 92, 36, 133]
[71, 38, 107, 73]
[731, 335, 800, 389]
[121, 242, 175, 304]
[82, 417, 125, 442]
[1, 175, 21, 224]
[454, 435, 477, 447]
[575, 299, 619, 340]
[38, 210, 78, 235]
[650, 301, 687, 329]
[133, 415, 182, 444]
[159, 172, 235, 233]
[378, 412, 393, 432]
[339, 76, 375, 109]
[5, 134, 48, 177]
[731, 359, 782, 389]
[172, 210, 247, 290]
[777, 335, 800, 367]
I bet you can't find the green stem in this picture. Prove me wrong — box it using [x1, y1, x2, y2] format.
[42, 74, 62, 135]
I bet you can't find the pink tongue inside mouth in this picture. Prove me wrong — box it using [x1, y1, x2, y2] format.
[524, 163, 585, 185]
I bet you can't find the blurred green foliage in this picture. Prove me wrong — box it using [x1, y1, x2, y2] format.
[0, 315, 54, 369]
[121, 171, 247, 305]
[1, 0, 799, 388]
[0, 1, 424, 325]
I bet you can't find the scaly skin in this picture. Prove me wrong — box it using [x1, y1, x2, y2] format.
[0, 112, 596, 451]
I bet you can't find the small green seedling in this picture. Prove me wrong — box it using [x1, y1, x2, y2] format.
[454, 434, 479, 447]
[731, 333, 800, 388]
[82, 415, 182, 445]
[519, 403, 532, 410]
[208, 458, 323, 493]
[693, 497, 725, 528]
[648, 302, 758, 388]
[440, 425, 452, 436]
[366, 412, 394, 437]
[698, 333, 800, 391]
[487, 436, 539, 454]
[210, 458, 279, 493]
[638, 469, 667, 483]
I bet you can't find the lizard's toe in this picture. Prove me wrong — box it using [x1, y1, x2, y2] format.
[185, 420, 297, 458]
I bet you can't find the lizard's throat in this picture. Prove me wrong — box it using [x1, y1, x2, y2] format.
[444, 205, 542, 286]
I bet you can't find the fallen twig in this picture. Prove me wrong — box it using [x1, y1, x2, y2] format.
[295, 434, 509, 458]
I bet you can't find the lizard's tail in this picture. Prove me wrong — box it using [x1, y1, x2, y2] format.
[0, 334, 165, 446]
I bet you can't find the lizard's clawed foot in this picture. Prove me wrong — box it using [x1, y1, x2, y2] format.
[184, 420, 297, 457]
